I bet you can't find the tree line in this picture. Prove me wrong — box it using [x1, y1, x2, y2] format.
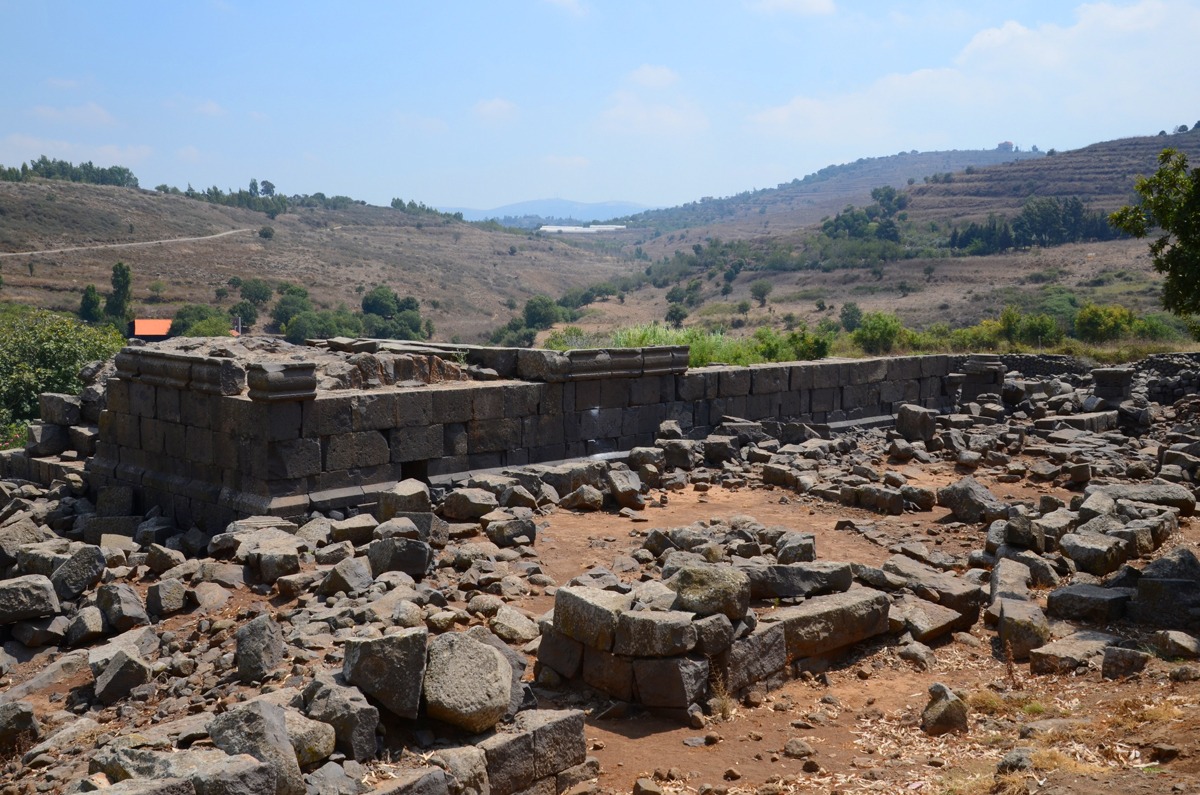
[0, 156, 138, 187]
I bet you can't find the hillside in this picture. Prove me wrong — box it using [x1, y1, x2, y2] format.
[552, 130, 1200, 341]
[0, 181, 632, 341]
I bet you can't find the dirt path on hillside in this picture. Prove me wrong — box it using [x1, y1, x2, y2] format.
[0, 227, 253, 258]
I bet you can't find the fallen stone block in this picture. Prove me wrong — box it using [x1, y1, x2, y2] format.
[1029, 631, 1119, 675]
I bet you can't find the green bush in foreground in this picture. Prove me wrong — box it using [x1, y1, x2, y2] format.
[0, 307, 124, 440]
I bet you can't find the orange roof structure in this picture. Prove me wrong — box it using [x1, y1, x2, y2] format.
[132, 319, 173, 337]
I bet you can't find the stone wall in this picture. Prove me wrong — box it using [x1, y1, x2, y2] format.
[7, 341, 959, 530]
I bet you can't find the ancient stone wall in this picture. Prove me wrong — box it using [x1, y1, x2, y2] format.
[6, 341, 958, 530]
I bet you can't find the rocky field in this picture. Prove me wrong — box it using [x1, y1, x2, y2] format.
[1, 355, 1200, 795]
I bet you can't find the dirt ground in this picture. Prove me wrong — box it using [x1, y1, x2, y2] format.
[520, 467, 1200, 795]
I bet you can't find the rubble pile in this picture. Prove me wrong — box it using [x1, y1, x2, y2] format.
[0, 348, 1198, 793]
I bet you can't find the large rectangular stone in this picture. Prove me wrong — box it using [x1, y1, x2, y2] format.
[553, 587, 633, 651]
[725, 621, 786, 693]
[390, 425, 444, 463]
[633, 656, 709, 709]
[774, 587, 890, 659]
[302, 395, 355, 437]
[516, 709, 587, 779]
[581, 646, 633, 700]
[717, 368, 751, 397]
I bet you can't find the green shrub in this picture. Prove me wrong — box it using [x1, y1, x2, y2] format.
[852, 312, 903, 354]
[0, 307, 124, 428]
[1074, 303, 1136, 343]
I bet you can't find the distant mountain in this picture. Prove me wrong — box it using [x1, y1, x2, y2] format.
[442, 199, 656, 224]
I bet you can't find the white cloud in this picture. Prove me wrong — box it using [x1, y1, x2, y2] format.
[31, 101, 114, 126]
[748, 0, 1200, 154]
[194, 100, 227, 117]
[474, 98, 518, 122]
[602, 90, 708, 137]
[629, 65, 679, 90]
[0, 133, 150, 166]
[176, 145, 201, 162]
[542, 154, 590, 169]
[751, 0, 835, 15]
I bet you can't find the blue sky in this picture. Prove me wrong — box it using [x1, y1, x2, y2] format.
[2, 0, 1198, 210]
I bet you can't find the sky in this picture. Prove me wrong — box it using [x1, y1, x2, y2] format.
[2, 0, 1199, 211]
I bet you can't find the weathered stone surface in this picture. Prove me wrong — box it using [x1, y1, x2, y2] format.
[95, 649, 152, 705]
[490, 605, 540, 644]
[423, 633, 512, 733]
[1088, 483, 1196, 517]
[442, 488, 498, 521]
[664, 564, 750, 622]
[368, 537, 432, 579]
[633, 656, 709, 709]
[937, 476, 1007, 523]
[897, 404, 938, 442]
[0, 575, 60, 625]
[237, 613, 287, 683]
[613, 610, 697, 657]
[889, 595, 961, 643]
[1029, 631, 1119, 675]
[536, 629, 583, 679]
[1046, 583, 1133, 622]
[1102, 646, 1150, 679]
[343, 628, 428, 719]
[96, 583, 150, 631]
[775, 588, 890, 659]
[91, 746, 273, 795]
[209, 700, 304, 795]
[0, 701, 40, 753]
[368, 767, 449, 795]
[1059, 532, 1127, 576]
[302, 673, 380, 762]
[559, 485, 604, 511]
[606, 469, 645, 510]
[881, 556, 983, 623]
[379, 479, 432, 518]
[282, 709, 336, 767]
[921, 682, 968, 736]
[998, 599, 1051, 661]
[318, 557, 374, 597]
[582, 646, 634, 700]
[1152, 630, 1200, 659]
[741, 562, 852, 599]
[552, 587, 633, 651]
[49, 545, 106, 601]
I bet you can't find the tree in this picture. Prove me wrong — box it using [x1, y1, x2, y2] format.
[147, 280, 166, 302]
[1110, 148, 1200, 315]
[272, 293, 314, 327]
[749, 279, 773, 307]
[170, 304, 225, 336]
[259, 179, 275, 197]
[0, 308, 124, 427]
[523, 295, 560, 329]
[228, 300, 259, 329]
[239, 278, 274, 306]
[839, 301, 863, 332]
[105, 262, 132, 320]
[666, 303, 688, 329]
[258, 225, 274, 239]
[852, 312, 903, 354]
[79, 285, 103, 322]
[249, 178, 259, 197]
[362, 285, 400, 317]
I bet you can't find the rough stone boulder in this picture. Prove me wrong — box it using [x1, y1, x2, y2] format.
[301, 673, 379, 762]
[0, 575, 60, 625]
[921, 683, 968, 736]
[552, 587, 634, 651]
[1087, 483, 1195, 517]
[379, 478, 432, 518]
[773, 588, 890, 659]
[236, 613, 287, 683]
[442, 488, 498, 521]
[0, 701, 40, 754]
[342, 627, 427, 719]
[209, 700, 304, 795]
[423, 633, 512, 733]
[896, 404, 938, 442]
[936, 476, 1008, 523]
[664, 564, 751, 623]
